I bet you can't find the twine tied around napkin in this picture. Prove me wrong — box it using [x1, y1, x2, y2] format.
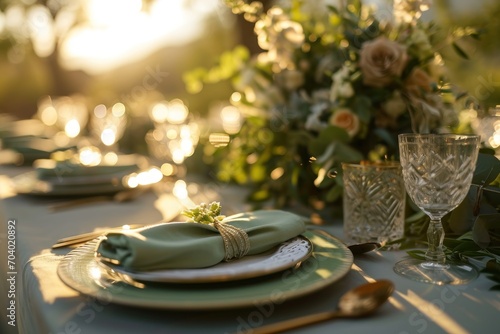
[183, 202, 250, 261]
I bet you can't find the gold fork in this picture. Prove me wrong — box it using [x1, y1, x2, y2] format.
[51, 224, 144, 249]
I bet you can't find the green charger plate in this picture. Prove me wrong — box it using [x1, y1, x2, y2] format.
[57, 229, 353, 310]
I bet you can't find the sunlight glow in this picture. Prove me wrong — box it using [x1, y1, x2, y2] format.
[59, 0, 219, 74]
[397, 290, 469, 334]
[86, 0, 142, 27]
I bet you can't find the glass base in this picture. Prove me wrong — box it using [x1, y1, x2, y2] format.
[394, 257, 478, 285]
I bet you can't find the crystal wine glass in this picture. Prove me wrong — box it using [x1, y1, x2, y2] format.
[394, 133, 480, 285]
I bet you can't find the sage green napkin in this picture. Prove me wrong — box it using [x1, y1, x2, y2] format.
[97, 210, 306, 271]
[35, 155, 140, 181]
[1, 136, 75, 163]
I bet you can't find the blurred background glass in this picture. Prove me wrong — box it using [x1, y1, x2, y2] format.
[145, 98, 200, 177]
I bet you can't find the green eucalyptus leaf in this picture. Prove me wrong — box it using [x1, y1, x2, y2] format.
[352, 96, 372, 123]
[457, 231, 474, 240]
[483, 185, 500, 207]
[407, 250, 426, 260]
[488, 248, 500, 256]
[326, 184, 343, 202]
[450, 240, 481, 252]
[308, 126, 350, 157]
[373, 128, 397, 150]
[452, 42, 469, 59]
[451, 250, 481, 259]
[405, 209, 427, 224]
[472, 153, 500, 186]
[334, 168, 344, 187]
[448, 189, 476, 234]
[331, 142, 364, 162]
[473, 213, 500, 248]
[444, 238, 466, 248]
[318, 175, 336, 189]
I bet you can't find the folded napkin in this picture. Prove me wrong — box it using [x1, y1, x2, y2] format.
[35, 155, 140, 181]
[1, 136, 75, 163]
[96, 210, 306, 271]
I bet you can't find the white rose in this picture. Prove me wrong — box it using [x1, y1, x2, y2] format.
[330, 66, 353, 102]
[339, 82, 354, 98]
[305, 103, 328, 132]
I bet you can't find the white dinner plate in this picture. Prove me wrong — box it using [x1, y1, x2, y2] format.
[57, 230, 353, 310]
[102, 235, 313, 283]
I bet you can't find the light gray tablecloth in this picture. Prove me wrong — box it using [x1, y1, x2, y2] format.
[0, 165, 498, 334]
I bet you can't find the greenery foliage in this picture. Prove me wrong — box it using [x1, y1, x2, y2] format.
[185, 0, 479, 210]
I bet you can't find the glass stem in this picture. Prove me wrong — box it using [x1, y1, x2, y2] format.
[425, 219, 446, 264]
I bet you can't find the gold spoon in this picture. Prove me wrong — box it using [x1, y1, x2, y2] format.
[250, 280, 394, 334]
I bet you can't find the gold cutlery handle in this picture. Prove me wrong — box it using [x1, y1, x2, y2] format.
[250, 310, 340, 334]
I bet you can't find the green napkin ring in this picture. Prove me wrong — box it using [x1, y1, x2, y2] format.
[182, 202, 250, 262]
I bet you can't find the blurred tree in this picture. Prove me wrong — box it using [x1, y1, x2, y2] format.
[434, 0, 500, 110]
[0, 0, 88, 118]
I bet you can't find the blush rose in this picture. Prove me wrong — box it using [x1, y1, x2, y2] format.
[359, 37, 408, 88]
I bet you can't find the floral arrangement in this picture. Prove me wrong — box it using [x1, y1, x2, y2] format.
[186, 0, 478, 210]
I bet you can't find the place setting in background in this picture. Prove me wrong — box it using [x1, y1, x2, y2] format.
[3, 96, 165, 203]
[0, 96, 87, 166]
